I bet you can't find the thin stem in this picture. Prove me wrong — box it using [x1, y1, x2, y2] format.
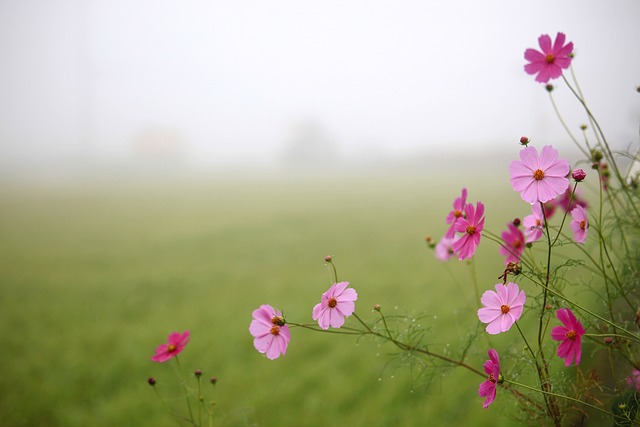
[173, 357, 196, 426]
[504, 379, 614, 418]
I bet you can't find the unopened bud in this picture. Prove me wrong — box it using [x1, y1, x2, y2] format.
[373, 304, 381, 312]
[210, 377, 218, 385]
[512, 218, 521, 227]
[604, 337, 613, 345]
[194, 370, 202, 378]
[324, 255, 332, 263]
[572, 169, 586, 182]
[545, 84, 554, 92]
[519, 136, 530, 146]
[148, 377, 156, 386]
[545, 304, 553, 310]
[580, 124, 588, 131]
[591, 150, 603, 163]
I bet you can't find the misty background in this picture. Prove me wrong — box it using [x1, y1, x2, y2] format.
[1, 0, 639, 181]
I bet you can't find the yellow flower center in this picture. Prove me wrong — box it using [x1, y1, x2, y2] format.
[328, 298, 337, 308]
[466, 225, 476, 235]
[488, 373, 497, 384]
[168, 344, 177, 352]
[545, 54, 555, 63]
[566, 330, 577, 340]
[533, 169, 545, 180]
[579, 220, 586, 230]
[453, 209, 462, 218]
[500, 305, 510, 314]
[270, 326, 280, 336]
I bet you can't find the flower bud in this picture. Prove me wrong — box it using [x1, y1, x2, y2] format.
[604, 337, 613, 345]
[545, 84, 554, 92]
[572, 169, 586, 182]
[210, 377, 218, 385]
[194, 370, 202, 378]
[580, 124, 588, 131]
[148, 377, 156, 386]
[519, 136, 530, 146]
[512, 218, 521, 227]
[545, 304, 553, 310]
[324, 255, 332, 263]
[591, 149, 603, 163]
[373, 304, 381, 312]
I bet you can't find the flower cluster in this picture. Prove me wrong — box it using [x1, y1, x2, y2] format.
[437, 188, 485, 261]
[249, 280, 358, 359]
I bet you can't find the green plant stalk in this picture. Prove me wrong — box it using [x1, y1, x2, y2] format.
[504, 379, 614, 419]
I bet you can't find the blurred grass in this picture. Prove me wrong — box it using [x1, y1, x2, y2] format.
[0, 171, 553, 426]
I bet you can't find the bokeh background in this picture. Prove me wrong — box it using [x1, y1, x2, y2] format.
[1, 1, 639, 426]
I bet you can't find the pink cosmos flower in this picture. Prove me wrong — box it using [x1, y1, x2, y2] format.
[312, 282, 358, 329]
[522, 203, 545, 243]
[499, 223, 525, 264]
[551, 308, 585, 366]
[435, 236, 458, 262]
[249, 304, 290, 360]
[478, 349, 501, 409]
[524, 32, 574, 83]
[445, 188, 468, 239]
[452, 202, 485, 260]
[151, 331, 190, 363]
[478, 282, 526, 335]
[509, 145, 570, 204]
[569, 205, 588, 243]
[626, 369, 640, 392]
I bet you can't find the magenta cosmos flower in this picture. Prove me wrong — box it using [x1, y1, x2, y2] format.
[151, 331, 190, 363]
[249, 305, 290, 360]
[569, 205, 588, 243]
[551, 308, 585, 366]
[478, 349, 501, 409]
[523, 203, 545, 243]
[499, 222, 525, 265]
[557, 186, 588, 212]
[524, 32, 573, 83]
[445, 188, 468, 239]
[312, 282, 358, 329]
[478, 283, 526, 335]
[452, 202, 485, 260]
[509, 145, 570, 204]
[627, 369, 640, 392]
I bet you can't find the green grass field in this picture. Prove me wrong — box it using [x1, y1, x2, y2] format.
[0, 171, 587, 426]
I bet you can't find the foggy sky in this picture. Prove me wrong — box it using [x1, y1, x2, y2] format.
[1, 0, 639, 176]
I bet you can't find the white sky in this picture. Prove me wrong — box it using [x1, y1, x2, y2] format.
[0, 0, 639, 174]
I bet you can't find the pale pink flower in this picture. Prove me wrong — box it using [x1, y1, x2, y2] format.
[499, 223, 525, 265]
[312, 282, 357, 329]
[435, 236, 458, 262]
[509, 145, 570, 204]
[151, 331, 190, 363]
[524, 32, 573, 83]
[478, 282, 526, 335]
[452, 202, 485, 260]
[569, 205, 588, 243]
[551, 308, 585, 366]
[249, 305, 290, 360]
[445, 188, 468, 239]
[478, 349, 501, 409]
[626, 369, 640, 392]
[523, 203, 545, 243]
